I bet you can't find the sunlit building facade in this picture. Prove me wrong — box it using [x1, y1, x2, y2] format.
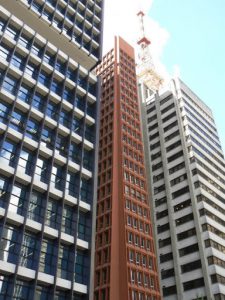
[139, 78, 225, 300]
[94, 37, 161, 300]
[0, 0, 103, 299]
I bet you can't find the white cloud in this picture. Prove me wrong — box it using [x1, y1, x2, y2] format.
[103, 0, 171, 80]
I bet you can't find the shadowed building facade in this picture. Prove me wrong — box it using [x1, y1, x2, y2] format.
[94, 37, 161, 300]
[0, 0, 103, 299]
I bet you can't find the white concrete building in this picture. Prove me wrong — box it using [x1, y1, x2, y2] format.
[139, 77, 225, 300]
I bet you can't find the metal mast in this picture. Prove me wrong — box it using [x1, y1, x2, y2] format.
[136, 10, 163, 92]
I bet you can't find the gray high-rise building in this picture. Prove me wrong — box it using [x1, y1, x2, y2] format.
[0, 0, 103, 299]
[139, 77, 225, 300]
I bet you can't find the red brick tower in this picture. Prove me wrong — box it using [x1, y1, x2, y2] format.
[94, 37, 161, 300]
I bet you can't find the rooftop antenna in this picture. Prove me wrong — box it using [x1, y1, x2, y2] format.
[136, 10, 163, 92]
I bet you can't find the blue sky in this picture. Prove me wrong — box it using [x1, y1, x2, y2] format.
[149, 0, 225, 152]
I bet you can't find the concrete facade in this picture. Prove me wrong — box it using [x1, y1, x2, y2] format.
[139, 78, 225, 300]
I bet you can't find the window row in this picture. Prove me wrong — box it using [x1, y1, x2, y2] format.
[1, 4, 100, 57]
[0, 179, 92, 238]
[0, 100, 95, 143]
[0, 275, 85, 300]
[128, 249, 154, 270]
[130, 269, 156, 289]
[125, 199, 148, 218]
[0, 224, 90, 283]
[127, 231, 153, 251]
[127, 214, 150, 233]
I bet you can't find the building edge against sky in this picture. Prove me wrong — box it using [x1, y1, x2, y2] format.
[138, 76, 225, 299]
[94, 36, 161, 300]
[0, 0, 103, 299]
[137, 10, 225, 299]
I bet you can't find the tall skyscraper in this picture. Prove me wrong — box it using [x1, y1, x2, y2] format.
[0, 0, 103, 299]
[94, 36, 161, 300]
[139, 77, 225, 300]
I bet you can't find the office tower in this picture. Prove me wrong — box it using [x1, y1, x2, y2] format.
[0, 0, 103, 299]
[139, 77, 225, 300]
[94, 36, 161, 300]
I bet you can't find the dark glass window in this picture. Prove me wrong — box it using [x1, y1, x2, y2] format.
[32, 92, 46, 112]
[61, 204, 77, 236]
[45, 198, 62, 230]
[75, 95, 85, 111]
[0, 139, 18, 167]
[25, 62, 38, 80]
[51, 79, 63, 95]
[0, 44, 11, 62]
[75, 250, 90, 284]
[9, 109, 26, 133]
[26, 117, 40, 141]
[158, 237, 171, 248]
[160, 252, 173, 263]
[0, 101, 10, 124]
[63, 86, 74, 103]
[18, 83, 32, 103]
[181, 259, 201, 273]
[161, 103, 175, 115]
[157, 223, 170, 233]
[35, 285, 52, 299]
[55, 134, 68, 157]
[83, 149, 94, 171]
[2, 74, 18, 94]
[172, 186, 189, 199]
[0, 175, 10, 209]
[161, 268, 174, 279]
[59, 109, 71, 128]
[43, 51, 55, 66]
[51, 164, 65, 191]
[167, 150, 183, 163]
[155, 196, 167, 207]
[66, 172, 79, 198]
[0, 17, 7, 32]
[18, 147, 35, 176]
[80, 178, 92, 204]
[5, 25, 19, 41]
[10, 52, 26, 71]
[46, 100, 59, 119]
[156, 209, 168, 220]
[0, 225, 21, 264]
[0, 275, 14, 298]
[55, 59, 66, 73]
[39, 238, 57, 275]
[72, 116, 83, 135]
[78, 212, 91, 242]
[35, 156, 50, 184]
[179, 243, 199, 257]
[57, 244, 74, 280]
[18, 34, 32, 49]
[183, 277, 204, 291]
[66, 67, 77, 81]
[41, 126, 55, 149]
[175, 213, 193, 226]
[87, 102, 96, 118]
[31, 42, 44, 58]
[20, 231, 40, 270]
[13, 279, 33, 299]
[163, 285, 177, 297]
[8, 184, 28, 215]
[177, 227, 196, 241]
[38, 70, 51, 87]
[27, 190, 46, 223]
